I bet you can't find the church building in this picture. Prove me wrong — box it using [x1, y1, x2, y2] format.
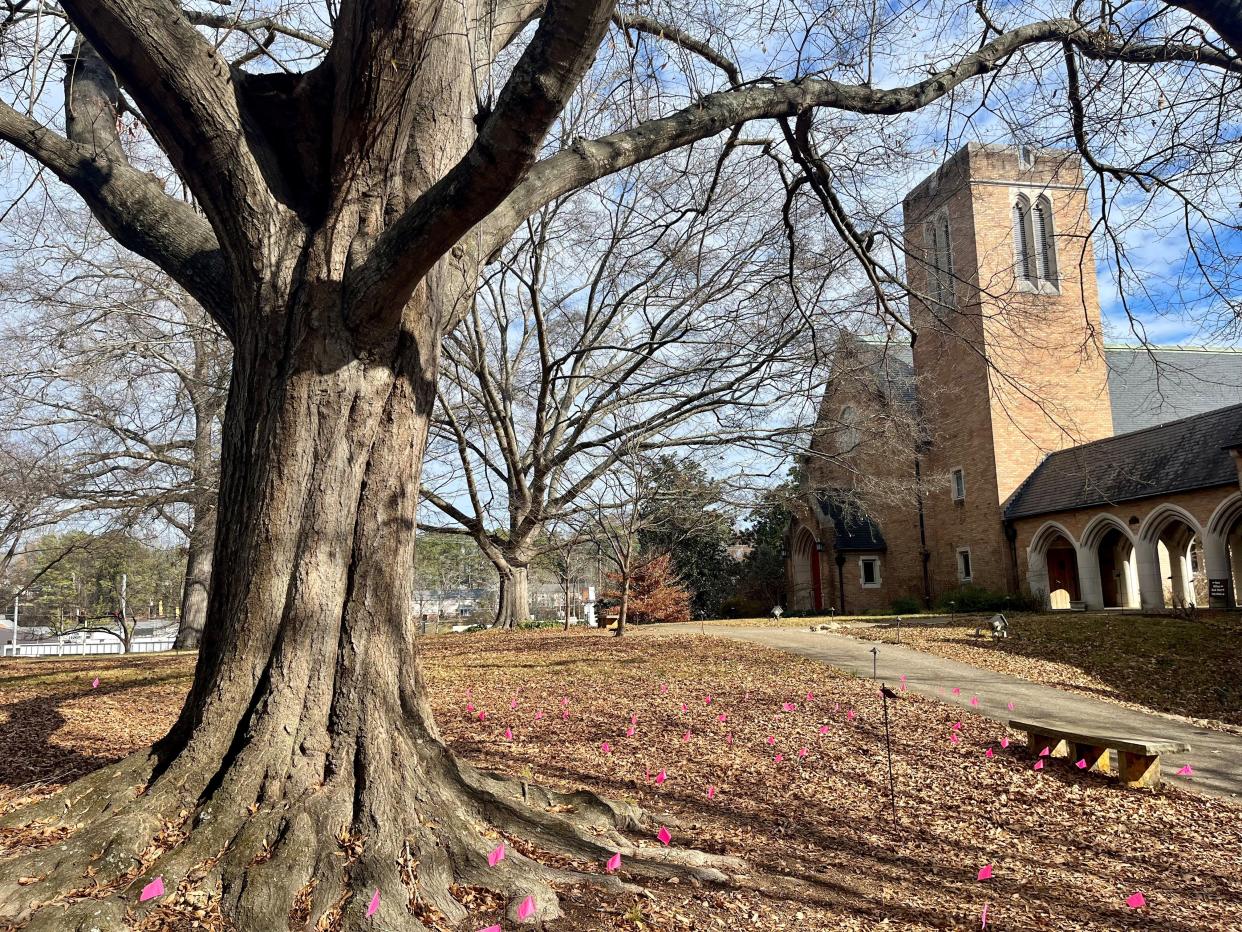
[787, 144, 1242, 614]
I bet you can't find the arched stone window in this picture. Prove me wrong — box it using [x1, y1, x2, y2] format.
[1013, 193, 1058, 290]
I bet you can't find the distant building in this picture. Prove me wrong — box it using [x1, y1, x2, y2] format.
[787, 144, 1242, 614]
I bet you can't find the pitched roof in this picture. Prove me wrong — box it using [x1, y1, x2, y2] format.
[815, 492, 888, 551]
[1004, 402, 1242, 519]
[1104, 345, 1242, 434]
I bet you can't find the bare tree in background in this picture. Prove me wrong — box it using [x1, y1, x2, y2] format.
[424, 158, 815, 627]
[0, 439, 65, 594]
[0, 0, 1236, 926]
[0, 207, 230, 649]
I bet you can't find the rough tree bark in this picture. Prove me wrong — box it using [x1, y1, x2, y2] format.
[0, 2, 1234, 929]
[173, 500, 214, 650]
[494, 560, 533, 629]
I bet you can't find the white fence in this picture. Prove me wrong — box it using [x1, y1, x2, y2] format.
[2, 637, 176, 657]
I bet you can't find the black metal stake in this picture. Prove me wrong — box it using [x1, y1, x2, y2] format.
[880, 684, 899, 829]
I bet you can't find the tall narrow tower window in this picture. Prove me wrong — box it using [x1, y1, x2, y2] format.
[1013, 195, 1033, 281]
[924, 213, 954, 308]
[1032, 195, 1057, 284]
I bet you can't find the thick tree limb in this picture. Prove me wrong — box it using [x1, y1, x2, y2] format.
[347, 0, 619, 329]
[612, 13, 740, 85]
[60, 0, 281, 257]
[0, 103, 232, 334]
[476, 17, 1239, 257]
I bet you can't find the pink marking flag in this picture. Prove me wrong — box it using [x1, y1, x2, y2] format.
[1126, 891, 1146, 909]
[766, 735, 776, 746]
[1039, 746, 1051, 757]
[704, 695, 713, 704]
[91, 677, 100, 689]
[626, 725, 636, 737]
[725, 733, 734, 745]
[846, 709, 856, 721]
[1177, 764, 1194, 776]
[900, 682, 907, 692]
[977, 864, 993, 881]
[1034, 760, 1045, 771]
[510, 699, 518, 709]
[600, 741, 612, 753]
[949, 733, 960, 745]
[139, 876, 165, 902]
[518, 895, 536, 920]
[951, 687, 961, 696]
[478, 926, 502, 932]
[782, 702, 797, 712]
[466, 702, 475, 713]
[707, 785, 717, 799]
[657, 826, 672, 846]
[630, 713, 638, 724]
[488, 843, 506, 866]
[985, 748, 994, 759]
[818, 725, 830, 735]
[503, 727, 513, 741]
[655, 769, 666, 784]
[969, 696, 979, 707]
[606, 852, 622, 872]
[1076, 759, 1088, 769]
[535, 710, 544, 721]
[367, 889, 381, 917]
[774, 753, 784, 763]
[478, 710, 487, 722]
[806, 691, 815, 701]
[797, 747, 809, 759]
[561, 711, 569, 720]
[1006, 701, 1015, 711]
[952, 721, 963, 731]
[660, 683, 669, 694]
[1000, 737, 1010, 749]
[680, 703, 689, 713]
[717, 713, 728, 723]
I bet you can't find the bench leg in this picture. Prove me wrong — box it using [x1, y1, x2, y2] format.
[1073, 742, 1110, 774]
[1025, 731, 1069, 758]
[1118, 752, 1161, 788]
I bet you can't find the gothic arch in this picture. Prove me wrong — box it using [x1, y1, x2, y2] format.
[1028, 520, 1077, 555]
[1207, 491, 1242, 539]
[1080, 513, 1135, 550]
[1138, 503, 1203, 544]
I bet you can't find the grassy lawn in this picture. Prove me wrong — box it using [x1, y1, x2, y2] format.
[1, 631, 1239, 929]
[841, 612, 1242, 729]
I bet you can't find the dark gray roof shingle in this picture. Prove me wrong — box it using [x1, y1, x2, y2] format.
[1004, 403, 1242, 519]
[815, 492, 888, 551]
[1105, 346, 1242, 434]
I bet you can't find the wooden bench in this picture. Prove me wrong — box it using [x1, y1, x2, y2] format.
[1009, 719, 1190, 788]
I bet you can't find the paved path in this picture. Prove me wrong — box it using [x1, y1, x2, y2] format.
[640, 624, 1242, 800]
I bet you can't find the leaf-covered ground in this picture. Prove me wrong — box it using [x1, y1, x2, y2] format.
[839, 612, 1242, 732]
[2, 631, 1240, 930]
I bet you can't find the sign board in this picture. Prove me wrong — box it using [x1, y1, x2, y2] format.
[1209, 578, 1228, 599]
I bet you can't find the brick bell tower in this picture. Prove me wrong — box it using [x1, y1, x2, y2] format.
[902, 143, 1113, 597]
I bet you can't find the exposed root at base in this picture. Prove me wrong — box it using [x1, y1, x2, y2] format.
[0, 746, 747, 931]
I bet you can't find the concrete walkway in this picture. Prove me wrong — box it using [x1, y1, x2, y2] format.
[640, 624, 1242, 800]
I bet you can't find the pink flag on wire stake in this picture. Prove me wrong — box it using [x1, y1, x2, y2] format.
[977, 865, 993, 881]
[1039, 746, 1051, 757]
[1076, 759, 1088, 769]
[139, 877, 164, 902]
[367, 889, 380, 917]
[518, 895, 536, 920]
[478, 926, 502, 932]
[606, 852, 621, 872]
[1126, 891, 1146, 908]
[1000, 737, 1009, 749]
[657, 826, 672, 845]
[600, 741, 611, 754]
[488, 843, 506, 867]
[707, 785, 717, 799]
[1034, 760, 1045, 771]
[92, 677, 100, 689]
[985, 748, 994, 759]
[503, 727, 513, 741]
[655, 770, 666, 784]
[1177, 764, 1194, 776]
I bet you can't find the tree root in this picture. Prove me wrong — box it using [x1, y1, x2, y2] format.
[0, 737, 747, 931]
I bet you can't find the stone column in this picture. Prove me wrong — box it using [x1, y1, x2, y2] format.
[1202, 532, 1232, 609]
[1026, 546, 1050, 609]
[1075, 542, 1104, 610]
[1135, 538, 1164, 610]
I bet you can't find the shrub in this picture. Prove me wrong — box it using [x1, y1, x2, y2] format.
[890, 596, 922, 614]
[934, 586, 1038, 613]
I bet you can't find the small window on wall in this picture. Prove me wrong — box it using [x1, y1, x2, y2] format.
[860, 557, 881, 588]
[957, 548, 973, 582]
[951, 468, 966, 502]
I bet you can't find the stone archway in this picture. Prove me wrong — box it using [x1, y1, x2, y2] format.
[1080, 515, 1139, 609]
[1206, 492, 1242, 608]
[790, 526, 823, 612]
[1027, 522, 1080, 610]
[1138, 505, 1206, 610]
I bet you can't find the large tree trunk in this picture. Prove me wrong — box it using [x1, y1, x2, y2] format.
[493, 559, 532, 629]
[173, 500, 214, 649]
[0, 270, 737, 930]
